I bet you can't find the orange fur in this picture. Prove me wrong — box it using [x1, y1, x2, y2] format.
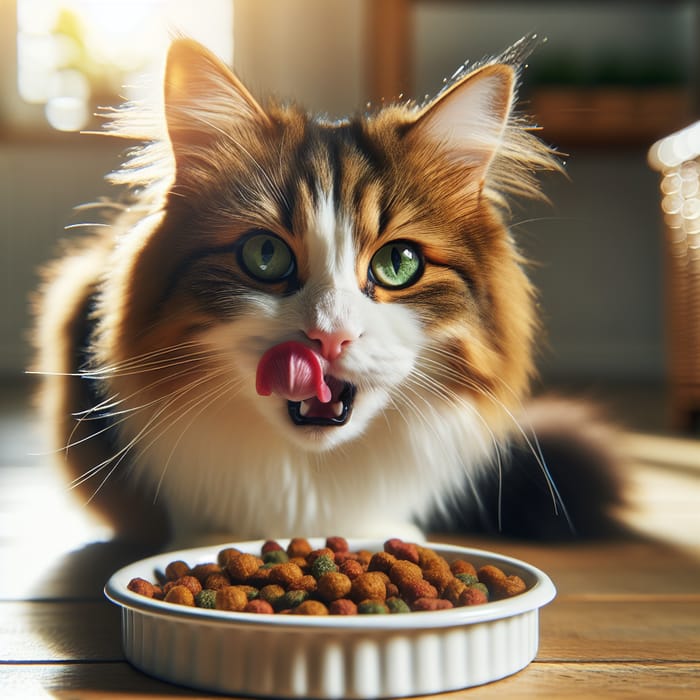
[33, 37, 563, 544]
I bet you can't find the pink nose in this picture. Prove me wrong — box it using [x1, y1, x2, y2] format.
[306, 328, 356, 361]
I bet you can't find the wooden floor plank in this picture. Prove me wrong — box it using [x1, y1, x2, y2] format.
[0, 601, 122, 662]
[1, 661, 698, 699]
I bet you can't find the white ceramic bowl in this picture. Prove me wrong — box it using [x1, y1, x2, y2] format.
[105, 539, 555, 699]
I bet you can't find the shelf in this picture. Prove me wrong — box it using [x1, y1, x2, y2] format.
[529, 87, 695, 148]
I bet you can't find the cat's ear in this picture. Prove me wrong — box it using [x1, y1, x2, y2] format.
[163, 38, 270, 165]
[408, 63, 515, 186]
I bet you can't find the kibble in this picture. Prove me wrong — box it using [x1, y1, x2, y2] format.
[129, 537, 529, 615]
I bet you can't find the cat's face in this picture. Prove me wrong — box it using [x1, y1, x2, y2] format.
[97, 39, 556, 455]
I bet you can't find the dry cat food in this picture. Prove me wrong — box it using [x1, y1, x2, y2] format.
[127, 537, 527, 616]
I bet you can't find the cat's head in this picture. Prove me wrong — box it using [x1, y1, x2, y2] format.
[96, 38, 559, 454]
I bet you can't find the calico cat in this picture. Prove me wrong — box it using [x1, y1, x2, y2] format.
[33, 36, 623, 547]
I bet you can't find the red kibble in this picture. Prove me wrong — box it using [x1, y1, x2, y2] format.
[384, 538, 420, 564]
[325, 536, 349, 553]
[400, 579, 438, 604]
[244, 599, 274, 614]
[127, 577, 156, 598]
[459, 587, 488, 606]
[261, 540, 284, 554]
[328, 598, 358, 615]
[411, 597, 454, 612]
[339, 559, 365, 580]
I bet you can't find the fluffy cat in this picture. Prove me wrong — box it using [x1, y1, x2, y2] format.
[33, 37, 622, 547]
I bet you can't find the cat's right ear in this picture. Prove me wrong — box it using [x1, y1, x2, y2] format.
[163, 38, 270, 169]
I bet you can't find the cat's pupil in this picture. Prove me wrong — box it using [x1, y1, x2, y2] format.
[261, 240, 274, 269]
[391, 247, 402, 274]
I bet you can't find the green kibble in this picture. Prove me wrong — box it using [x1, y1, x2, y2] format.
[456, 573, 479, 586]
[310, 554, 338, 580]
[263, 550, 289, 565]
[238, 585, 259, 600]
[195, 589, 217, 609]
[276, 589, 309, 610]
[386, 596, 411, 614]
[357, 600, 389, 614]
[259, 584, 286, 605]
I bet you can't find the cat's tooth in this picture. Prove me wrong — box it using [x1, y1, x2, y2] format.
[332, 402, 343, 417]
[300, 401, 311, 417]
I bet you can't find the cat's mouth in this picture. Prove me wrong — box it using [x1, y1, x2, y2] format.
[288, 377, 356, 426]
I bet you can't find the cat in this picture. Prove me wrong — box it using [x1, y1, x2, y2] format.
[33, 36, 623, 548]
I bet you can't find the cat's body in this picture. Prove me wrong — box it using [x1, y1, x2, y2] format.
[34, 38, 622, 547]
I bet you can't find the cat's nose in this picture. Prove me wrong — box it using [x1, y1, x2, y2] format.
[306, 327, 356, 361]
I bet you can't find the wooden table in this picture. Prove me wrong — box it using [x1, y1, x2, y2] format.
[1, 422, 699, 698]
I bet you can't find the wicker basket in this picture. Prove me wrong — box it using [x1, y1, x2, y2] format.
[649, 122, 700, 430]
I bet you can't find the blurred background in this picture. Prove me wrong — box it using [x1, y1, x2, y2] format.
[1, 0, 699, 435]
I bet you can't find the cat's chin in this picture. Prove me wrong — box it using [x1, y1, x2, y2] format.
[271, 389, 388, 453]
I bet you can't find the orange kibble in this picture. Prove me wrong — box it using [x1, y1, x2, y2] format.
[388, 560, 423, 586]
[286, 538, 312, 558]
[477, 565, 506, 587]
[422, 563, 453, 594]
[288, 575, 318, 593]
[350, 572, 387, 603]
[226, 553, 262, 582]
[164, 560, 190, 581]
[368, 551, 396, 573]
[269, 562, 304, 587]
[217, 547, 242, 567]
[164, 584, 195, 606]
[443, 578, 468, 606]
[490, 575, 527, 600]
[174, 575, 202, 597]
[215, 586, 249, 611]
[295, 600, 329, 616]
[189, 563, 222, 584]
[204, 572, 231, 590]
[450, 559, 477, 577]
[316, 572, 352, 602]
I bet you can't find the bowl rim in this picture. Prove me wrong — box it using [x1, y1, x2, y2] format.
[105, 538, 556, 631]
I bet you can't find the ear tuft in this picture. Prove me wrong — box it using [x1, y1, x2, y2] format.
[163, 39, 269, 158]
[411, 64, 515, 177]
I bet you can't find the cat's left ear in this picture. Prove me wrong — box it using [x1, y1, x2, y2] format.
[408, 63, 515, 186]
[163, 38, 270, 167]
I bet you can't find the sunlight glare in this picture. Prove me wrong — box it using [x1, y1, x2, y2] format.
[18, 0, 234, 130]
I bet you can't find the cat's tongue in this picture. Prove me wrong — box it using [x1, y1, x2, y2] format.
[256, 341, 332, 403]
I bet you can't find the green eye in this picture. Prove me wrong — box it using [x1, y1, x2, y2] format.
[370, 242, 422, 288]
[239, 232, 295, 282]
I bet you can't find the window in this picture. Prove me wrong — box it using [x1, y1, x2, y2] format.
[17, 0, 234, 131]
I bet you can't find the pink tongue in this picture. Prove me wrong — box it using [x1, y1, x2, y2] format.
[256, 341, 332, 403]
